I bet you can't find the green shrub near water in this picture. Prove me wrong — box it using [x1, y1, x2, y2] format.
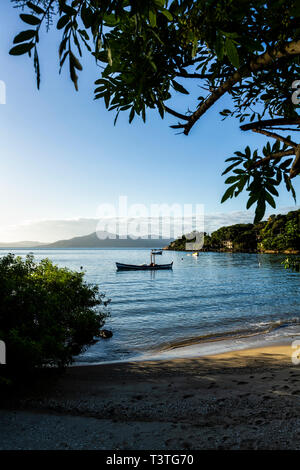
[0, 254, 110, 374]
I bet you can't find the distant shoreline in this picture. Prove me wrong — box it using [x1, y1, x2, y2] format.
[0, 246, 298, 254]
[0, 246, 168, 250]
[164, 248, 300, 254]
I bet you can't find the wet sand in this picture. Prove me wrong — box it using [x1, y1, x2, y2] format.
[1, 344, 300, 449]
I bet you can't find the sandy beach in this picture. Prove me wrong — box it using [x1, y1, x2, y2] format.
[1, 344, 300, 450]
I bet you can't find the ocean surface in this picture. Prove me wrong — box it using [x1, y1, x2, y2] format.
[1, 248, 300, 363]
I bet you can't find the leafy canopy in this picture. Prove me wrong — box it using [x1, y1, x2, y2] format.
[10, 0, 300, 221]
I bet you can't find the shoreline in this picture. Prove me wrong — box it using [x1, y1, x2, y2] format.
[73, 340, 296, 366]
[74, 322, 300, 366]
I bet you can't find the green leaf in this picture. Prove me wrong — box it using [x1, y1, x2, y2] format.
[254, 200, 266, 223]
[104, 92, 110, 108]
[57, 15, 69, 30]
[279, 158, 293, 170]
[9, 42, 35, 55]
[221, 185, 236, 203]
[234, 151, 246, 158]
[246, 194, 258, 209]
[69, 62, 79, 91]
[215, 35, 224, 60]
[160, 9, 173, 21]
[20, 14, 41, 26]
[284, 175, 297, 202]
[94, 93, 106, 100]
[59, 50, 69, 68]
[225, 38, 239, 68]
[149, 10, 157, 27]
[154, 0, 165, 7]
[172, 80, 189, 95]
[59, 37, 68, 57]
[265, 184, 279, 197]
[103, 14, 120, 27]
[129, 107, 135, 123]
[70, 52, 82, 71]
[225, 156, 243, 162]
[225, 175, 240, 184]
[114, 110, 120, 126]
[13, 30, 36, 44]
[235, 175, 248, 194]
[291, 183, 297, 203]
[81, 6, 93, 28]
[276, 169, 282, 185]
[222, 162, 241, 175]
[265, 191, 276, 209]
[26, 2, 45, 14]
[149, 59, 157, 72]
[60, 4, 76, 16]
[245, 146, 251, 158]
[157, 101, 164, 119]
[95, 78, 109, 85]
[94, 86, 106, 93]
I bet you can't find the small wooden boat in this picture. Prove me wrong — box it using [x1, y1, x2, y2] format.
[116, 261, 173, 271]
[116, 249, 172, 271]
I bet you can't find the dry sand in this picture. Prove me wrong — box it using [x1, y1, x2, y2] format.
[1, 344, 300, 450]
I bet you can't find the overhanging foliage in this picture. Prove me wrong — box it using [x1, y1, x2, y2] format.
[10, 0, 300, 221]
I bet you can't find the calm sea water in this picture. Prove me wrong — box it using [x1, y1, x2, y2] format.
[1, 249, 299, 362]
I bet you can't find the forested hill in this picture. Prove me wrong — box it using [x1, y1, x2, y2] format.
[166, 210, 300, 254]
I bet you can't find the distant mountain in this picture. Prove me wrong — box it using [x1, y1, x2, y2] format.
[40, 232, 172, 248]
[0, 241, 47, 248]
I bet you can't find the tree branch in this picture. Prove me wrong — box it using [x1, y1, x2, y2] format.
[266, 127, 300, 132]
[251, 149, 295, 168]
[241, 117, 300, 177]
[251, 128, 298, 149]
[164, 106, 189, 121]
[176, 72, 218, 79]
[290, 145, 300, 178]
[181, 39, 300, 135]
[240, 118, 300, 131]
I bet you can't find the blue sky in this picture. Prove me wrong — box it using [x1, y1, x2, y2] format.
[0, 2, 299, 242]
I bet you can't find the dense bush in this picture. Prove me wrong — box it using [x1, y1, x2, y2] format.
[259, 211, 300, 252]
[0, 254, 110, 372]
[210, 224, 258, 251]
[282, 257, 300, 272]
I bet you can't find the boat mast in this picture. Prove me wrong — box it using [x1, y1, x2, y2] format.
[151, 250, 156, 265]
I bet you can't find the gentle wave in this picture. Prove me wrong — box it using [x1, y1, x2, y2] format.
[152, 318, 300, 353]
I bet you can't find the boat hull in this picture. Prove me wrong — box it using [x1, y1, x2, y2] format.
[116, 262, 173, 271]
